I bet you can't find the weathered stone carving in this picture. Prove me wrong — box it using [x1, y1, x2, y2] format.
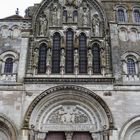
[82, 7, 89, 26]
[101, 49, 106, 68]
[33, 48, 39, 68]
[46, 48, 51, 67]
[92, 14, 100, 36]
[48, 105, 89, 124]
[46, 48, 51, 75]
[87, 49, 93, 67]
[60, 49, 65, 65]
[39, 14, 48, 36]
[60, 49, 65, 75]
[82, 5, 89, 27]
[51, 2, 59, 26]
[74, 49, 79, 75]
[66, 0, 76, 6]
[74, 49, 79, 66]
[67, 7, 74, 23]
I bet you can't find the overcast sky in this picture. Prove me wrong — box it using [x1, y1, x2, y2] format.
[0, 0, 42, 18]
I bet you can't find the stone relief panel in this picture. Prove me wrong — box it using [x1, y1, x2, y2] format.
[47, 105, 90, 124]
[33, 0, 104, 37]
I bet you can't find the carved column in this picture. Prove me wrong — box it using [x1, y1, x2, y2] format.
[37, 132, 47, 140]
[87, 49, 93, 75]
[74, 49, 79, 75]
[91, 132, 99, 140]
[65, 132, 73, 140]
[46, 48, 51, 75]
[33, 48, 39, 75]
[60, 49, 65, 75]
[105, 30, 112, 76]
[109, 129, 118, 140]
[101, 48, 106, 76]
[102, 131, 109, 140]
[20, 129, 29, 140]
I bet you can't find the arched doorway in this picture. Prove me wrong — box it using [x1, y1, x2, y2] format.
[0, 114, 17, 140]
[120, 116, 140, 140]
[22, 85, 114, 140]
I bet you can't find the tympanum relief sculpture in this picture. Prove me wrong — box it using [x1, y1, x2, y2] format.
[48, 105, 90, 124]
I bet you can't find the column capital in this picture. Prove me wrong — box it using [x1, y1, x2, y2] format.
[65, 132, 73, 140]
[38, 132, 47, 139]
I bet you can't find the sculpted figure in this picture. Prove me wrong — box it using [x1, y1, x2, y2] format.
[46, 48, 51, 67]
[74, 49, 79, 67]
[33, 48, 39, 67]
[67, 7, 73, 22]
[39, 14, 48, 36]
[101, 49, 106, 67]
[52, 3, 58, 26]
[87, 49, 93, 67]
[60, 49, 65, 67]
[92, 14, 100, 36]
[66, 0, 76, 6]
[82, 7, 89, 26]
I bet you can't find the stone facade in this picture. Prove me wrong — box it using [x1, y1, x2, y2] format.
[0, 0, 140, 140]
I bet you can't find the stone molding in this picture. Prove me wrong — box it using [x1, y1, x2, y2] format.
[23, 85, 114, 130]
[0, 113, 18, 140]
[24, 77, 115, 84]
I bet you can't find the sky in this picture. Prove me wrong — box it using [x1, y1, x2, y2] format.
[0, 0, 42, 18]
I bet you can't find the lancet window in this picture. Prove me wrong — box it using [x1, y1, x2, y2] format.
[79, 33, 87, 73]
[65, 29, 74, 73]
[38, 43, 47, 74]
[92, 43, 101, 74]
[52, 33, 61, 73]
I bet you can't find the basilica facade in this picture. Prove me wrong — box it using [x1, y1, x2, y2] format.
[0, 0, 140, 140]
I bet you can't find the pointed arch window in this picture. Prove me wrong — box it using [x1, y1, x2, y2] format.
[133, 9, 140, 23]
[4, 58, 13, 73]
[65, 29, 74, 73]
[117, 8, 126, 22]
[38, 43, 47, 74]
[52, 33, 61, 73]
[127, 58, 136, 75]
[79, 33, 87, 73]
[92, 43, 101, 74]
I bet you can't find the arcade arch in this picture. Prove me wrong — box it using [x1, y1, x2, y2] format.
[22, 85, 114, 140]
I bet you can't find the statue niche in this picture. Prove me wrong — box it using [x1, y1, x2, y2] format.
[81, 1, 90, 27]
[50, 1, 60, 26]
[38, 13, 48, 36]
[91, 14, 100, 37]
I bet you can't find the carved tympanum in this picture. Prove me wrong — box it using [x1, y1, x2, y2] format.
[48, 105, 90, 124]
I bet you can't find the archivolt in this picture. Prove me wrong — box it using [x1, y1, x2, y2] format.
[23, 85, 114, 130]
[0, 114, 18, 140]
